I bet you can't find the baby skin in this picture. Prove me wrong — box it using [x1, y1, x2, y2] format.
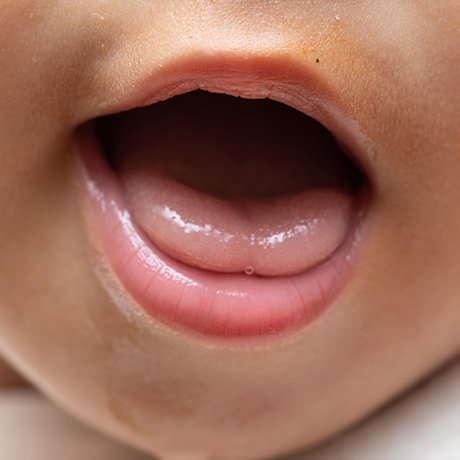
[0, 1, 460, 459]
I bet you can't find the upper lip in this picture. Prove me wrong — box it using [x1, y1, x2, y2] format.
[87, 51, 375, 184]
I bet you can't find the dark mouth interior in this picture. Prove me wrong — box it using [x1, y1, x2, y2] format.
[95, 90, 363, 200]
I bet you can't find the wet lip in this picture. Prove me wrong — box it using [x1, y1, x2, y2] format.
[76, 53, 371, 344]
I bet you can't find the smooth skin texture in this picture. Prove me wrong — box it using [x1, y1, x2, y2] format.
[0, 1, 460, 459]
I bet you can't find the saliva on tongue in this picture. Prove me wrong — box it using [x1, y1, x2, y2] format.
[98, 90, 358, 277]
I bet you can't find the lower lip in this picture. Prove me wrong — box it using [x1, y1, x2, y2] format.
[77, 100, 368, 345]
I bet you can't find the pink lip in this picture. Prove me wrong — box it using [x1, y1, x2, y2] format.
[76, 54, 371, 344]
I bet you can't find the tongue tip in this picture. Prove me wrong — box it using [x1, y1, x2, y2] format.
[127, 178, 356, 277]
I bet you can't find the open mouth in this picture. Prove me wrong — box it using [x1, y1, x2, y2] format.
[77, 58, 371, 344]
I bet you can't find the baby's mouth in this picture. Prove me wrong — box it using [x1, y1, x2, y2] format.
[77, 56, 370, 343]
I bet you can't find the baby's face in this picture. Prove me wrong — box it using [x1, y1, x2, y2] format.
[1, 1, 459, 459]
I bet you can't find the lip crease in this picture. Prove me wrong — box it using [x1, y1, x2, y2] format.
[76, 53, 371, 344]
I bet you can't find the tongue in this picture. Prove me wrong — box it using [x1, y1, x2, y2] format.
[100, 90, 358, 277]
